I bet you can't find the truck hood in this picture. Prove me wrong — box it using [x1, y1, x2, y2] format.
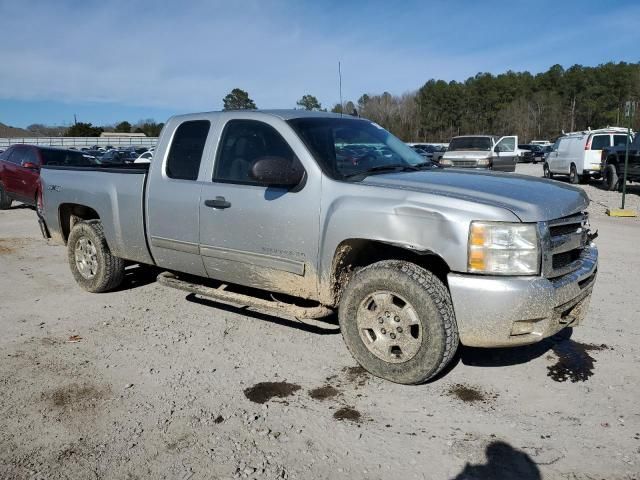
[361, 169, 589, 222]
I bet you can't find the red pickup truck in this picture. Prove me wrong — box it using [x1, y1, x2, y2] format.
[0, 145, 92, 209]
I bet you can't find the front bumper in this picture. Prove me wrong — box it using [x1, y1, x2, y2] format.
[447, 245, 598, 347]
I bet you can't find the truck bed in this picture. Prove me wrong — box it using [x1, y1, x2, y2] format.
[40, 164, 154, 265]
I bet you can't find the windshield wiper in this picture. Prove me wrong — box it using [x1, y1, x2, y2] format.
[343, 164, 419, 180]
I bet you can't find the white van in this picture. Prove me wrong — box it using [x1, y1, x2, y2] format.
[544, 127, 630, 183]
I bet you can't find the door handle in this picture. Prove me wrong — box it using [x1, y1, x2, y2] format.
[204, 196, 232, 209]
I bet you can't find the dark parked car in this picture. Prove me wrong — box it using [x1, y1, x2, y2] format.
[99, 149, 137, 164]
[409, 143, 446, 163]
[0, 145, 94, 209]
[600, 134, 640, 191]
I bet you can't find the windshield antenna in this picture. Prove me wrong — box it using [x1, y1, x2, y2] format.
[338, 61, 343, 118]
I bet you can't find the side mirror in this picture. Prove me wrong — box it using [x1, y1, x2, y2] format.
[250, 156, 304, 187]
[22, 162, 39, 170]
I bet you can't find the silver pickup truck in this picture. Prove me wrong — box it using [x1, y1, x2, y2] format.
[38, 110, 598, 384]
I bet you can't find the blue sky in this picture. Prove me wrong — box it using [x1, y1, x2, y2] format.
[1, 0, 638, 128]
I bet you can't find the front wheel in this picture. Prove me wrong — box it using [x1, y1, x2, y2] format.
[543, 163, 553, 179]
[67, 220, 125, 292]
[338, 260, 459, 384]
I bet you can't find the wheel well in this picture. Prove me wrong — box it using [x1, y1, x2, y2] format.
[59, 203, 100, 244]
[329, 239, 450, 306]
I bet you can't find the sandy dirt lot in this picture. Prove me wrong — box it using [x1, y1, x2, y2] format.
[1, 164, 639, 480]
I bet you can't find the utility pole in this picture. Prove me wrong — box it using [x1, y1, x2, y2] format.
[338, 61, 343, 117]
[621, 101, 634, 209]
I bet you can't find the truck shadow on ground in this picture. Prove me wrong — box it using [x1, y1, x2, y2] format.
[185, 293, 341, 335]
[113, 263, 162, 291]
[457, 328, 573, 368]
[450, 441, 541, 480]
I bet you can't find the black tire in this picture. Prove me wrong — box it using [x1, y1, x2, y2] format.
[67, 220, 125, 293]
[543, 163, 553, 179]
[603, 164, 619, 191]
[0, 184, 12, 210]
[338, 260, 459, 385]
[569, 164, 580, 184]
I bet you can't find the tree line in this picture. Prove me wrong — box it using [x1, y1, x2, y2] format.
[337, 62, 640, 142]
[221, 62, 640, 143]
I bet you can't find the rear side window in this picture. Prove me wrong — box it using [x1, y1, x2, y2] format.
[0, 147, 13, 162]
[8, 147, 25, 164]
[590, 135, 610, 150]
[166, 120, 210, 180]
[613, 135, 629, 146]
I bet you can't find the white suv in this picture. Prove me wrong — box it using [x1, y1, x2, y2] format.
[544, 127, 630, 183]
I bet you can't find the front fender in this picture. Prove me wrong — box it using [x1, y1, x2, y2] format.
[316, 181, 520, 303]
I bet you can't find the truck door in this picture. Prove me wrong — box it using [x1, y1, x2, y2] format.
[198, 118, 321, 300]
[146, 119, 212, 277]
[492, 136, 517, 172]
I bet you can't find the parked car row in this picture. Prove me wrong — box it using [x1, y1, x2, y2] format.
[0, 144, 154, 209]
[406, 127, 638, 190]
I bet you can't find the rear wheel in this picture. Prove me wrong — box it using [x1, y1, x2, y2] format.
[603, 164, 619, 191]
[0, 184, 12, 210]
[569, 164, 580, 184]
[67, 220, 125, 292]
[338, 260, 459, 385]
[543, 163, 553, 179]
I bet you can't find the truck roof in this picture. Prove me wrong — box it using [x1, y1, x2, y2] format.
[167, 109, 359, 123]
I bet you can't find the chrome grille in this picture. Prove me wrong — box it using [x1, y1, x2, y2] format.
[541, 212, 590, 278]
[452, 160, 478, 167]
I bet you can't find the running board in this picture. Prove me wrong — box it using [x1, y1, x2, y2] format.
[157, 271, 334, 320]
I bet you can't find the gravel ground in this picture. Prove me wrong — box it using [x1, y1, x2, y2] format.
[1, 164, 639, 480]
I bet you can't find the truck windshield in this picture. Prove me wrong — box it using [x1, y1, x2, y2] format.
[287, 117, 427, 180]
[448, 137, 492, 151]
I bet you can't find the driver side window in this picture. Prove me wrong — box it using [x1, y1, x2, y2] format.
[213, 120, 301, 185]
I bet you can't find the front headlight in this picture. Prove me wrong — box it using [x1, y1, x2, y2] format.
[477, 158, 490, 166]
[440, 158, 453, 166]
[468, 221, 539, 275]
